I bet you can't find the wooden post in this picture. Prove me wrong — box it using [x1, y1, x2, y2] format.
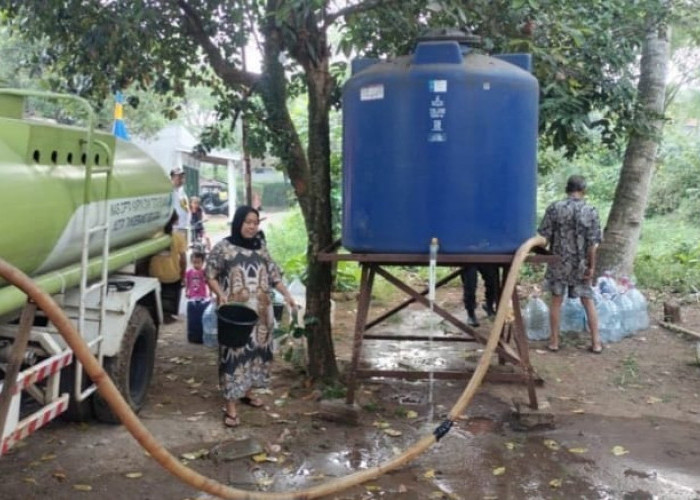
[663, 300, 682, 324]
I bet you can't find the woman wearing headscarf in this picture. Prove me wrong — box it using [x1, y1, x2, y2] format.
[206, 205, 296, 427]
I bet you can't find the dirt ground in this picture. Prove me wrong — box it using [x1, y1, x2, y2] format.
[1, 282, 700, 499]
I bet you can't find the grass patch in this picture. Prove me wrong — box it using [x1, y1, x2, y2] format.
[613, 354, 639, 387]
[321, 382, 347, 399]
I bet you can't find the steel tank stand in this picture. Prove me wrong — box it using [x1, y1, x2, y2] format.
[318, 243, 556, 409]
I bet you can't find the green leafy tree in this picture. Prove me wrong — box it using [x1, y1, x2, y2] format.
[3, 0, 695, 379]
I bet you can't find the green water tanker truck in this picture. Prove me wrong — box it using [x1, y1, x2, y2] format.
[0, 89, 175, 454]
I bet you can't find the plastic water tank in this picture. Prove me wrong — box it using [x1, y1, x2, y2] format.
[342, 30, 539, 253]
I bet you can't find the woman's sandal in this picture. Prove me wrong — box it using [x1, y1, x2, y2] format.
[239, 396, 264, 408]
[223, 412, 240, 428]
[547, 344, 559, 352]
[589, 345, 603, 354]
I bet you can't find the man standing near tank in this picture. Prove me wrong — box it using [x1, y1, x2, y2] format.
[461, 265, 499, 327]
[170, 167, 190, 239]
[538, 175, 603, 353]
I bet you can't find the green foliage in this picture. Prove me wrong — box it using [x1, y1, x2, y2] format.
[647, 129, 700, 220]
[321, 382, 347, 400]
[634, 215, 700, 293]
[264, 208, 308, 281]
[340, 0, 671, 157]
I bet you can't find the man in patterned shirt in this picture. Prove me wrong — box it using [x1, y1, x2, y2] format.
[538, 175, 603, 353]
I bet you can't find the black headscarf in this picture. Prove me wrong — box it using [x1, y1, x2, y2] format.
[227, 205, 262, 250]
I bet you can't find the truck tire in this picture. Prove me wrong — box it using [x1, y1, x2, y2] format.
[59, 362, 95, 422]
[93, 305, 157, 424]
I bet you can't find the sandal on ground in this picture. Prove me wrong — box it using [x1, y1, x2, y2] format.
[589, 345, 603, 354]
[239, 396, 264, 408]
[547, 344, 559, 352]
[223, 412, 240, 428]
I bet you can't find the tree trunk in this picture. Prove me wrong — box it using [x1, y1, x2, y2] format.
[259, 3, 337, 380]
[303, 60, 339, 381]
[597, 23, 670, 277]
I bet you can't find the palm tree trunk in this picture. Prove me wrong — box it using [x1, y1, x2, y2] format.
[597, 23, 670, 277]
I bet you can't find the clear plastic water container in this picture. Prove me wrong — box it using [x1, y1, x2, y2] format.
[523, 295, 550, 341]
[561, 297, 586, 333]
[202, 302, 218, 348]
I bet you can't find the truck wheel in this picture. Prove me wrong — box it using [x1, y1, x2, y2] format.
[93, 305, 157, 424]
[59, 362, 95, 422]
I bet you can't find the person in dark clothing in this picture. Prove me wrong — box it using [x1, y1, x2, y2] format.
[461, 264, 500, 327]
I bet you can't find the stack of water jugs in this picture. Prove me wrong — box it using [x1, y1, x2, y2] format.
[522, 272, 650, 343]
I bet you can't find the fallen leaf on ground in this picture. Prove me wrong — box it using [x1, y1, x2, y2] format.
[180, 449, 209, 461]
[256, 477, 274, 487]
[125, 472, 143, 479]
[365, 485, 382, 492]
[373, 421, 390, 429]
[405, 410, 418, 419]
[543, 439, 560, 451]
[266, 443, 282, 454]
[252, 453, 268, 463]
[568, 447, 588, 454]
[40, 453, 57, 461]
[23, 477, 38, 485]
[398, 484, 408, 493]
[549, 478, 562, 488]
[612, 445, 629, 456]
[505, 442, 516, 450]
[52, 471, 67, 482]
[646, 396, 662, 405]
[383, 428, 402, 437]
[73, 484, 93, 491]
[571, 408, 585, 414]
[423, 469, 436, 479]
[492, 466, 506, 476]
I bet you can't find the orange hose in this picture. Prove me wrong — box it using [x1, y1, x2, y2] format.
[0, 234, 545, 499]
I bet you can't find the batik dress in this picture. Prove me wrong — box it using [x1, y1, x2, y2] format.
[205, 239, 283, 400]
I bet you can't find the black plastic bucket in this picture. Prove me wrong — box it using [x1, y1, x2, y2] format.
[217, 303, 259, 348]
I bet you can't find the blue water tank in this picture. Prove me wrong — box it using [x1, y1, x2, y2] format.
[342, 34, 539, 254]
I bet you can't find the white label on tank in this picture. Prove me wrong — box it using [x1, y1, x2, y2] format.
[429, 80, 447, 93]
[483, 82, 491, 90]
[34, 194, 172, 274]
[431, 96, 444, 107]
[360, 84, 384, 101]
[428, 133, 447, 143]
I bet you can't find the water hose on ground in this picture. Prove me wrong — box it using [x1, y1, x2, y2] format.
[0, 234, 545, 499]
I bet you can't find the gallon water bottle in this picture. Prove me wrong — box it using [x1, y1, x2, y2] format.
[597, 295, 622, 343]
[626, 284, 649, 331]
[561, 296, 586, 333]
[597, 271, 617, 296]
[288, 278, 306, 320]
[202, 302, 218, 348]
[523, 295, 550, 341]
[612, 292, 635, 339]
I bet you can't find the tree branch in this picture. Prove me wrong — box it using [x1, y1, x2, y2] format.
[325, 0, 403, 27]
[176, 0, 260, 89]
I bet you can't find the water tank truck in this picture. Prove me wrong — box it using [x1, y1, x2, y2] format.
[0, 89, 174, 454]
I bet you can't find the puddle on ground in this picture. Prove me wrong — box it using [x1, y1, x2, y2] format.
[180, 387, 700, 499]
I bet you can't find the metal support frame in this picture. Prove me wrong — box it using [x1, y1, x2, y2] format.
[318, 242, 556, 409]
